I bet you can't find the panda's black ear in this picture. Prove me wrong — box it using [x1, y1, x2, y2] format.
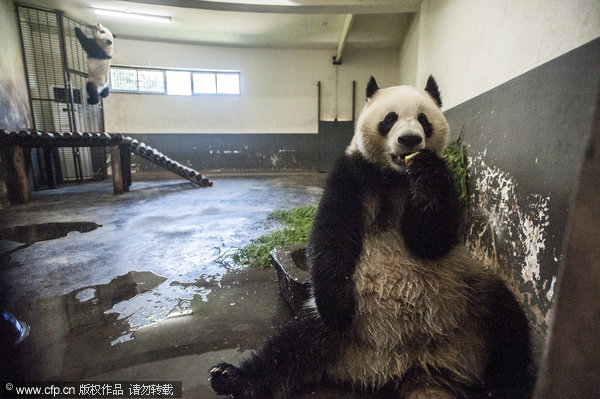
[425, 75, 442, 107]
[366, 76, 379, 100]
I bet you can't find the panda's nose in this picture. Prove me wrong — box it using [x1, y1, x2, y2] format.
[398, 134, 422, 147]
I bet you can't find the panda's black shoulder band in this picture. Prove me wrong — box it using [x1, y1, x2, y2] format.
[74, 27, 111, 59]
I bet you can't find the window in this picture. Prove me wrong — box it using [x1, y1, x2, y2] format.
[110, 66, 241, 96]
[216, 73, 240, 95]
[110, 67, 165, 94]
[166, 70, 191, 96]
[138, 69, 165, 93]
[192, 72, 216, 94]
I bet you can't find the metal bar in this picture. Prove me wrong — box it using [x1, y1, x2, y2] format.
[317, 81, 321, 122]
[57, 11, 77, 132]
[352, 80, 356, 124]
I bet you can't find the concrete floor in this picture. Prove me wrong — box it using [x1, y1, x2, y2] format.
[0, 174, 378, 398]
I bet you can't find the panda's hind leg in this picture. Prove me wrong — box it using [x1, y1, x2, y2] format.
[100, 86, 110, 98]
[86, 81, 99, 105]
[480, 278, 534, 399]
[209, 312, 340, 399]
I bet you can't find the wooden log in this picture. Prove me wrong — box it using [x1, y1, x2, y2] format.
[110, 144, 124, 195]
[10, 145, 30, 203]
[43, 147, 57, 189]
[119, 145, 131, 192]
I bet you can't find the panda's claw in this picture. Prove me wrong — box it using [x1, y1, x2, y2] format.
[209, 363, 244, 396]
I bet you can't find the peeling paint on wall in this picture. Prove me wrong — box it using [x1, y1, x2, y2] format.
[465, 153, 557, 335]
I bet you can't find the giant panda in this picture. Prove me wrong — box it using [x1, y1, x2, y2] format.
[74, 23, 114, 105]
[209, 77, 534, 399]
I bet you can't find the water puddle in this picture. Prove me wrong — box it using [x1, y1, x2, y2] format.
[0, 222, 102, 244]
[0, 222, 102, 264]
[25, 270, 166, 345]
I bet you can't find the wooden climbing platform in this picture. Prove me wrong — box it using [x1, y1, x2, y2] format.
[0, 129, 212, 203]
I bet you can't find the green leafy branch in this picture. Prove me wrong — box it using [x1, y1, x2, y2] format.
[225, 205, 317, 269]
[443, 129, 469, 207]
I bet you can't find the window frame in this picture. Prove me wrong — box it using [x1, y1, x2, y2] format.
[110, 65, 241, 96]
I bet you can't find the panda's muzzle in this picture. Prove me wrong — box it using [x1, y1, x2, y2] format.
[398, 134, 422, 147]
[390, 132, 424, 166]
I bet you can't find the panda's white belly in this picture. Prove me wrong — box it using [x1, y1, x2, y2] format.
[88, 59, 110, 88]
[327, 230, 487, 389]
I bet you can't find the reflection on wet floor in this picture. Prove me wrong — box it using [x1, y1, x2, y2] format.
[0, 222, 102, 262]
[0, 176, 327, 397]
[12, 267, 289, 382]
[0, 222, 102, 245]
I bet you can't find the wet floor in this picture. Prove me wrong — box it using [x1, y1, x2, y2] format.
[0, 174, 377, 397]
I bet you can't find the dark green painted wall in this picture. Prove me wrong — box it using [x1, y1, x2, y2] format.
[444, 38, 600, 343]
[125, 121, 354, 175]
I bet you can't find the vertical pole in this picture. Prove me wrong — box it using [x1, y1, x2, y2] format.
[317, 81, 321, 122]
[56, 11, 77, 133]
[110, 145, 123, 195]
[352, 80, 356, 127]
[58, 11, 84, 183]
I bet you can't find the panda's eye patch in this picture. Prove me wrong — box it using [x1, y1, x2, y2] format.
[378, 112, 398, 136]
[100, 30, 105, 34]
[418, 113, 433, 138]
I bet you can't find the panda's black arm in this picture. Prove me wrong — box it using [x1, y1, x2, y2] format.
[74, 27, 110, 59]
[402, 150, 460, 259]
[307, 154, 367, 331]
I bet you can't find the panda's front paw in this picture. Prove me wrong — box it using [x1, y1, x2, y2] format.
[209, 363, 245, 397]
[405, 149, 452, 189]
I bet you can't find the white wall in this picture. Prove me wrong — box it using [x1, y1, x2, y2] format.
[401, 0, 600, 110]
[335, 47, 401, 122]
[398, 12, 420, 86]
[104, 39, 398, 134]
[0, 0, 31, 131]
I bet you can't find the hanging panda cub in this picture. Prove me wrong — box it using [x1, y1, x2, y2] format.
[74, 23, 114, 105]
[209, 77, 533, 399]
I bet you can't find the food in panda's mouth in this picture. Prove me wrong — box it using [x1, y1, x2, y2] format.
[403, 152, 418, 164]
[391, 152, 418, 166]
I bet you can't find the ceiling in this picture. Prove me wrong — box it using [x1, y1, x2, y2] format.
[16, 0, 420, 59]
